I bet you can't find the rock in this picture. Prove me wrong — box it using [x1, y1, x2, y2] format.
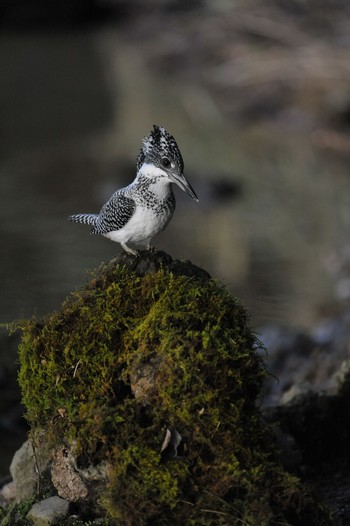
[78, 461, 109, 482]
[334, 358, 350, 389]
[9, 435, 52, 502]
[26, 496, 69, 526]
[17, 251, 334, 525]
[9, 440, 38, 502]
[260, 311, 350, 406]
[264, 385, 350, 524]
[0, 480, 16, 505]
[51, 446, 88, 502]
[129, 354, 164, 404]
[279, 382, 314, 405]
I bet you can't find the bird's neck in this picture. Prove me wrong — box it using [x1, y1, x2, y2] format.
[138, 163, 167, 179]
[133, 166, 173, 201]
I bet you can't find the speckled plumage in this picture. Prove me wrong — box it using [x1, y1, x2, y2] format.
[69, 125, 198, 255]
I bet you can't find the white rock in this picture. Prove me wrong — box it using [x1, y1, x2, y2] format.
[26, 496, 69, 526]
[279, 382, 313, 405]
[9, 440, 38, 502]
[0, 480, 16, 502]
[9, 435, 52, 502]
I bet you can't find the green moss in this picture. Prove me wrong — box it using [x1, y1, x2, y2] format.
[0, 503, 110, 526]
[17, 252, 334, 525]
[0, 498, 35, 526]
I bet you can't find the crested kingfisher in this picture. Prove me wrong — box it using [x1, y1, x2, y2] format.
[69, 125, 198, 256]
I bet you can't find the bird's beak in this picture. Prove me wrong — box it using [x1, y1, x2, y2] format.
[171, 173, 199, 202]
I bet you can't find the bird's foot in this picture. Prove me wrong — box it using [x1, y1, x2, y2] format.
[147, 245, 157, 253]
[121, 243, 139, 257]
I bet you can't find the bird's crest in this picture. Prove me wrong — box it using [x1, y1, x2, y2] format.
[136, 125, 184, 173]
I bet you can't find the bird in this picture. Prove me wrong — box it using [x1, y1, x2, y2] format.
[68, 125, 198, 256]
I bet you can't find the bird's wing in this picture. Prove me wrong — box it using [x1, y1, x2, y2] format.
[92, 192, 136, 234]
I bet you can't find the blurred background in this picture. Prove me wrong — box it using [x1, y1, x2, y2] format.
[2, 0, 350, 477]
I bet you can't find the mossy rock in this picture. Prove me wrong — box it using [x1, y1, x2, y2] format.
[17, 251, 333, 525]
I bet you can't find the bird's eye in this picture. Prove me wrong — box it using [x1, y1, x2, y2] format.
[161, 157, 171, 167]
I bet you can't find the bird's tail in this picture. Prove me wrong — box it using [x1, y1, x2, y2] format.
[68, 213, 98, 227]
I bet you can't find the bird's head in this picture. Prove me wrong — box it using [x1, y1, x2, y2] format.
[136, 125, 198, 201]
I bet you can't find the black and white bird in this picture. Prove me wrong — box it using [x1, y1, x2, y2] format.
[68, 125, 198, 256]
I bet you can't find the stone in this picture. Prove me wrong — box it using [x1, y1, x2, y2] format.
[17, 251, 333, 525]
[51, 446, 88, 502]
[9, 439, 38, 502]
[129, 354, 164, 404]
[9, 435, 52, 502]
[0, 480, 16, 505]
[26, 496, 69, 526]
[79, 460, 109, 482]
[279, 382, 314, 405]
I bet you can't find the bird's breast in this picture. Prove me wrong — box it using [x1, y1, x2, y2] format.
[104, 199, 174, 245]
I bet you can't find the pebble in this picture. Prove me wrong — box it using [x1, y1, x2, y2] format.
[26, 496, 69, 526]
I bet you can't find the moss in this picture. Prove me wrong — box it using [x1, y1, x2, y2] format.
[0, 502, 110, 526]
[18, 251, 334, 525]
[0, 498, 35, 526]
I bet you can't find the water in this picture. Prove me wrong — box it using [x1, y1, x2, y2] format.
[0, 28, 347, 331]
[2, 10, 350, 484]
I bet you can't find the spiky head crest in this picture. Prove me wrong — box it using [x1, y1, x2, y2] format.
[136, 125, 184, 174]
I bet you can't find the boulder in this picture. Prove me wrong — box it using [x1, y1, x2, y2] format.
[16, 251, 334, 525]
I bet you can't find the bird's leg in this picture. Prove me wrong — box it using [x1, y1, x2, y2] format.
[146, 239, 156, 252]
[121, 242, 139, 257]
